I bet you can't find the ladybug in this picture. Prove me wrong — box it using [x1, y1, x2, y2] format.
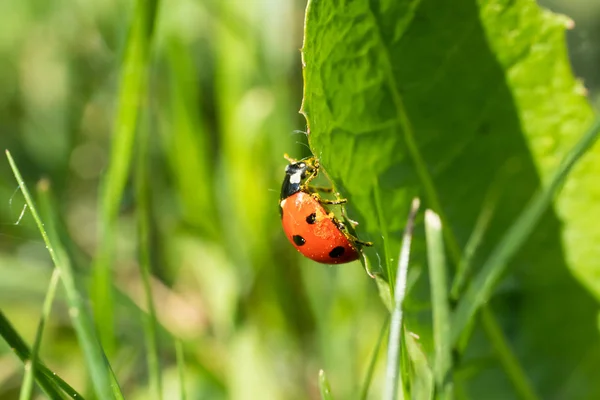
[279, 155, 372, 264]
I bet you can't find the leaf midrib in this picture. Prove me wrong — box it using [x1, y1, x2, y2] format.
[364, 3, 462, 264]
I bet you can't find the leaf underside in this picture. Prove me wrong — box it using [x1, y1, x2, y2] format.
[301, 0, 600, 398]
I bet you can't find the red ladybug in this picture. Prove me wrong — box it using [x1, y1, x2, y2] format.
[279, 155, 372, 264]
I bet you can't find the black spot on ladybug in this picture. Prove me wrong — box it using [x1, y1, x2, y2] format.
[329, 246, 345, 258]
[306, 213, 317, 224]
[293, 235, 306, 246]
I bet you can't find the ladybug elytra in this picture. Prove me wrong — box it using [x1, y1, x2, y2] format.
[280, 155, 372, 264]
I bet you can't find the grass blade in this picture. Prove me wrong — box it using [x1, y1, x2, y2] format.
[19, 266, 60, 400]
[164, 37, 218, 238]
[175, 340, 186, 400]
[6, 150, 115, 399]
[404, 331, 433, 400]
[108, 363, 126, 400]
[451, 117, 600, 344]
[480, 307, 538, 400]
[383, 198, 420, 400]
[359, 315, 390, 400]
[318, 369, 334, 400]
[136, 101, 162, 400]
[0, 310, 79, 399]
[450, 184, 499, 300]
[93, 0, 160, 352]
[425, 210, 452, 399]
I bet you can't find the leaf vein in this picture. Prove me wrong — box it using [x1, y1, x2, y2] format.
[364, 1, 462, 262]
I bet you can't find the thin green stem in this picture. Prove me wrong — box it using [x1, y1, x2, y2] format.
[383, 198, 420, 400]
[19, 268, 61, 400]
[136, 95, 162, 400]
[175, 340, 187, 400]
[0, 310, 79, 399]
[450, 183, 499, 300]
[360, 315, 390, 400]
[480, 308, 538, 400]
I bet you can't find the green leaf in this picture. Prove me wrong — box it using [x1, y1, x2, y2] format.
[301, 0, 600, 397]
[451, 117, 600, 343]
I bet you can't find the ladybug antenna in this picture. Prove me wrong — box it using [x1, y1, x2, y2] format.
[283, 153, 298, 164]
[294, 141, 312, 152]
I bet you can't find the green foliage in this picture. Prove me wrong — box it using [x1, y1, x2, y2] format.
[93, 0, 161, 354]
[302, 0, 600, 398]
[1, 0, 600, 399]
[1, 0, 380, 398]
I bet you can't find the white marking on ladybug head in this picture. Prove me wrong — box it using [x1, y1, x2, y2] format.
[289, 169, 303, 185]
[280, 198, 287, 208]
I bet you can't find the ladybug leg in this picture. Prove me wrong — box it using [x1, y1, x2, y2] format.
[343, 228, 373, 247]
[311, 192, 347, 205]
[352, 237, 374, 247]
[320, 198, 348, 205]
[301, 168, 319, 190]
[307, 186, 334, 193]
[328, 214, 373, 247]
[300, 159, 321, 190]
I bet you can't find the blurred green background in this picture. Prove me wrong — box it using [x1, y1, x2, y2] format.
[0, 0, 598, 399]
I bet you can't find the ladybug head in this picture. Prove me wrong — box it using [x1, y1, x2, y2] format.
[285, 161, 308, 182]
[280, 160, 314, 200]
